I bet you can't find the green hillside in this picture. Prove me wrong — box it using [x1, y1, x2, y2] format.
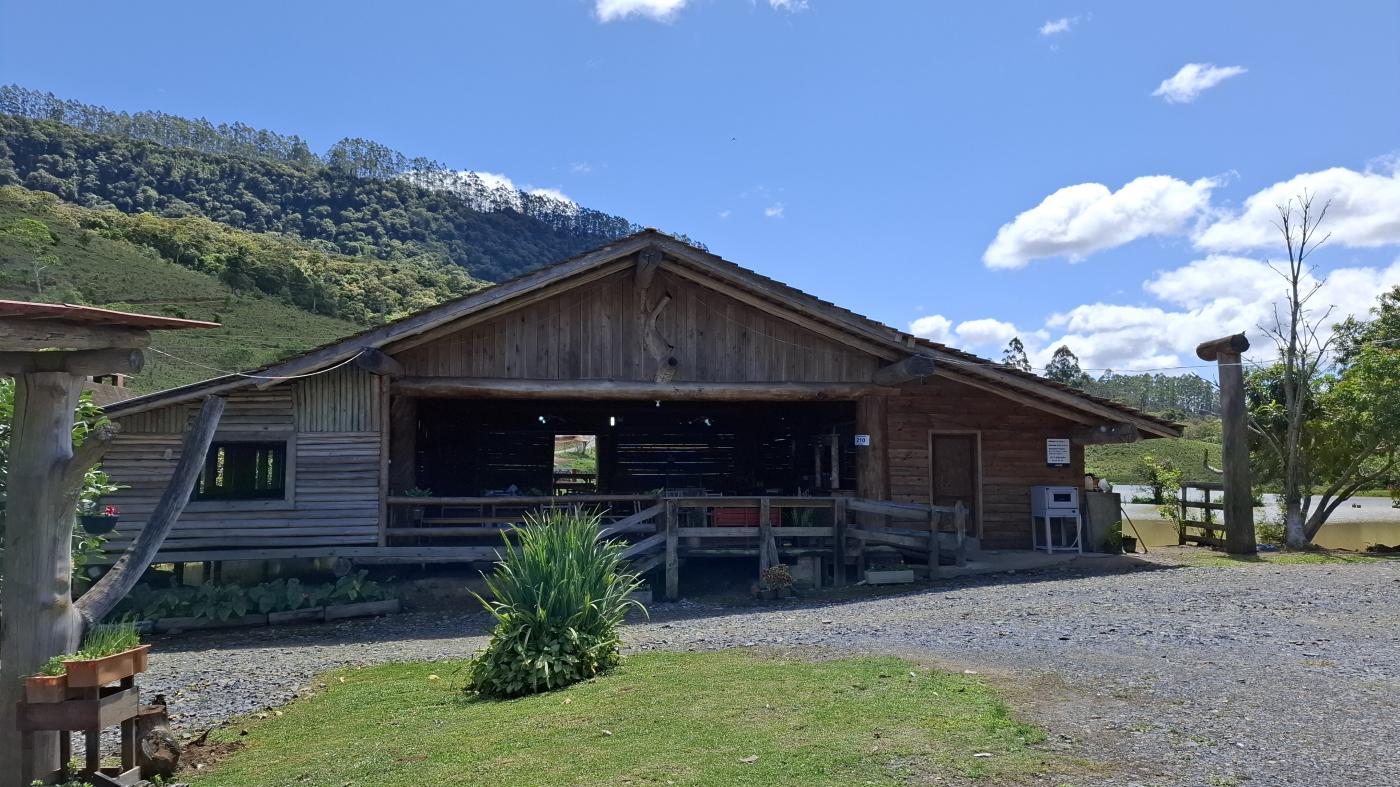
[1086, 438, 1224, 485]
[0, 187, 362, 392]
[0, 110, 634, 283]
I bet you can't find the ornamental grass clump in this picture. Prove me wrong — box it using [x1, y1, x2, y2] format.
[467, 509, 645, 699]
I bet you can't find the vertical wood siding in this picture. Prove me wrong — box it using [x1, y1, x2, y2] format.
[395, 270, 879, 383]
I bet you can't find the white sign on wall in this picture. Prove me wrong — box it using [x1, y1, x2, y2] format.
[854, 434, 871, 446]
[1045, 438, 1071, 468]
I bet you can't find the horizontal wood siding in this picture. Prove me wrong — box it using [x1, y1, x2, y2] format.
[396, 269, 878, 383]
[886, 377, 1085, 550]
[103, 385, 381, 556]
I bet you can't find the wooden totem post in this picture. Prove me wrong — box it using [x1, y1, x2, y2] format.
[0, 301, 217, 787]
[1196, 333, 1255, 555]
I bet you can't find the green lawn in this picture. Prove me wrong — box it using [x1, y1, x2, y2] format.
[190, 651, 1085, 787]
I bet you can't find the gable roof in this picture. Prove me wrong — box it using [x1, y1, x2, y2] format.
[105, 230, 1182, 437]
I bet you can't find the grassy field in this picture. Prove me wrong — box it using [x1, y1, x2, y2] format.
[189, 651, 1083, 787]
[0, 191, 361, 393]
[1086, 438, 1223, 485]
[1179, 550, 1394, 568]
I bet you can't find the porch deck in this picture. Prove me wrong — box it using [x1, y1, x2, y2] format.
[98, 495, 967, 600]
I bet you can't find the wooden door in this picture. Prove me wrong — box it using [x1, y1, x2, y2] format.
[929, 433, 979, 528]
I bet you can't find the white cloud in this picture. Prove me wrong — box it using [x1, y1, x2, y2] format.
[983, 176, 1218, 269]
[909, 314, 953, 343]
[472, 171, 517, 192]
[718, 209, 732, 219]
[1032, 256, 1400, 372]
[1152, 63, 1247, 104]
[770, 0, 809, 10]
[1195, 164, 1400, 252]
[569, 162, 593, 175]
[595, 0, 687, 22]
[527, 186, 575, 205]
[1039, 17, 1074, 35]
[954, 318, 1021, 347]
[1142, 255, 1278, 309]
[764, 203, 785, 218]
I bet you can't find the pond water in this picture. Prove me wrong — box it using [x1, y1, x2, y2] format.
[1112, 484, 1400, 551]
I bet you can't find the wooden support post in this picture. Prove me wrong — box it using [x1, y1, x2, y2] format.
[664, 499, 678, 601]
[927, 508, 941, 579]
[953, 501, 968, 567]
[388, 395, 418, 493]
[758, 498, 774, 579]
[1197, 333, 1256, 555]
[1178, 484, 1188, 545]
[832, 497, 848, 587]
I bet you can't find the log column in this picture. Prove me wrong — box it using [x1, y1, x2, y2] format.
[0, 373, 85, 785]
[1197, 333, 1255, 555]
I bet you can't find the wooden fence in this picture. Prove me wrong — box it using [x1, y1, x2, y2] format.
[385, 494, 967, 599]
[1177, 482, 1226, 547]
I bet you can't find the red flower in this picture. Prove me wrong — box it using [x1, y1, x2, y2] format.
[103, 505, 119, 516]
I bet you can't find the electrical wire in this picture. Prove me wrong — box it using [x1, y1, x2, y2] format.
[144, 347, 366, 381]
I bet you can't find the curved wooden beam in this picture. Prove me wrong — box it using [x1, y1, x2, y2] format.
[75, 395, 226, 626]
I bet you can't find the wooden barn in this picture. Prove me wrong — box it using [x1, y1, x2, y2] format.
[97, 231, 1179, 593]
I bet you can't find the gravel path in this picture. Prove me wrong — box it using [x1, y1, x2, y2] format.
[145, 552, 1400, 787]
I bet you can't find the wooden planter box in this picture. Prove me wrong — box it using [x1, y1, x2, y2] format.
[268, 607, 326, 625]
[63, 645, 150, 688]
[24, 674, 68, 704]
[324, 599, 400, 621]
[864, 568, 915, 585]
[154, 614, 267, 633]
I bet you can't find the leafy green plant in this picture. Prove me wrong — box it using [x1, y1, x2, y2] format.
[36, 654, 69, 677]
[326, 570, 388, 605]
[467, 509, 644, 699]
[188, 583, 250, 622]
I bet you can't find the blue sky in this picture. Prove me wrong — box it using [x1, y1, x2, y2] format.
[4, 0, 1399, 374]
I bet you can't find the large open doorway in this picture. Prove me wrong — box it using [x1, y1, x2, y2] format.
[412, 399, 857, 497]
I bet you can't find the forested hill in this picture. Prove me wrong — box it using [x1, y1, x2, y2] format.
[0, 86, 656, 283]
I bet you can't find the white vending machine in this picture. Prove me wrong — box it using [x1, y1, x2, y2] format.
[1030, 485, 1082, 554]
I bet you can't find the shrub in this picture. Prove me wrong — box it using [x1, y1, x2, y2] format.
[467, 509, 645, 699]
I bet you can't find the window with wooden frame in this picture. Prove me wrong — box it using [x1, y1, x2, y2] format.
[194, 441, 288, 501]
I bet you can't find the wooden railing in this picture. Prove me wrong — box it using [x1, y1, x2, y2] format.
[383, 494, 968, 599]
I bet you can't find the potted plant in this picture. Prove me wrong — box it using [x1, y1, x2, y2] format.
[403, 487, 433, 526]
[757, 564, 795, 600]
[79, 503, 121, 535]
[24, 657, 70, 703]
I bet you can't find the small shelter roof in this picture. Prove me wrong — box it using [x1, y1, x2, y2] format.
[0, 300, 220, 330]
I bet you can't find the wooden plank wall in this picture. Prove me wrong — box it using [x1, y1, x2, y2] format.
[395, 269, 879, 383]
[102, 367, 382, 557]
[885, 377, 1085, 550]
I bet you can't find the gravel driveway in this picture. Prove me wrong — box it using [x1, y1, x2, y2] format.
[145, 552, 1400, 787]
